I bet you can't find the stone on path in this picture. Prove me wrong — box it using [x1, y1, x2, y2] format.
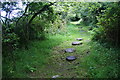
[65, 48, 75, 53]
[76, 38, 83, 41]
[79, 30, 86, 32]
[66, 56, 77, 61]
[72, 41, 82, 45]
[52, 75, 60, 78]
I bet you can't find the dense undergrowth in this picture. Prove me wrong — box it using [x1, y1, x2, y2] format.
[3, 24, 119, 78]
[3, 34, 65, 78]
[2, 2, 120, 78]
[81, 41, 119, 78]
[75, 24, 119, 78]
[67, 24, 119, 78]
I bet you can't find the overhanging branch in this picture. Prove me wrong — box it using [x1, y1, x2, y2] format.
[16, 3, 30, 25]
[28, 2, 55, 24]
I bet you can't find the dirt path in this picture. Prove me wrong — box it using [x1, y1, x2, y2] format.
[29, 24, 92, 78]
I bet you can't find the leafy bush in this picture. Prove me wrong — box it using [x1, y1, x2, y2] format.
[2, 24, 19, 55]
[93, 2, 120, 46]
[45, 14, 66, 35]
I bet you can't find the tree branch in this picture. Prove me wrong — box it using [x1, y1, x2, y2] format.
[0, 16, 13, 22]
[28, 2, 55, 24]
[16, 3, 30, 25]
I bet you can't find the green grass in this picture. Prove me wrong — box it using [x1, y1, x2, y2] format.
[3, 34, 66, 78]
[27, 24, 94, 78]
[81, 41, 119, 78]
[3, 23, 119, 78]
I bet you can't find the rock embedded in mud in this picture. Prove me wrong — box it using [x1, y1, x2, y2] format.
[66, 56, 77, 61]
[65, 48, 75, 53]
[52, 75, 60, 78]
[76, 38, 83, 41]
[72, 41, 82, 45]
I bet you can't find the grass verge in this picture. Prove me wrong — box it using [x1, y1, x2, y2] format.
[2, 34, 65, 78]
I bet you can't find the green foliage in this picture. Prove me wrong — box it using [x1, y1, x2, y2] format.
[60, 2, 103, 26]
[93, 2, 120, 46]
[2, 2, 120, 78]
[2, 33, 65, 78]
[92, 27, 106, 41]
[2, 2, 65, 52]
[45, 15, 66, 35]
[2, 3, 66, 78]
[28, 2, 44, 12]
[82, 41, 119, 78]
[25, 65, 37, 73]
[78, 3, 102, 26]
[2, 24, 19, 55]
[2, 2, 21, 53]
[15, 17, 30, 45]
